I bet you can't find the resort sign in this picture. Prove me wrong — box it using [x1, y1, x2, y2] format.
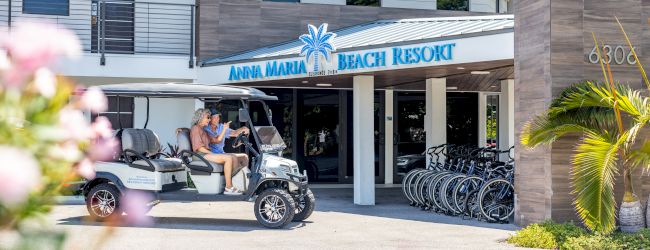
[226, 23, 457, 82]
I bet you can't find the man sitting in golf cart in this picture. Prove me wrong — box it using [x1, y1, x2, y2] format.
[204, 111, 250, 171]
[189, 108, 244, 195]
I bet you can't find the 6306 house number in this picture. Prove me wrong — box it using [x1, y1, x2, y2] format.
[588, 44, 637, 65]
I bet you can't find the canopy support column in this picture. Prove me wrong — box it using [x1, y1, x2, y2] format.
[425, 78, 447, 164]
[353, 75, 375, 205]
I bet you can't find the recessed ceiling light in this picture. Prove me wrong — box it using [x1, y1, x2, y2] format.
[302, 80, 309, 83]
[446, 86, 458, 90]
[316, 83, 332, 87]
[490, 85, 497, 88]
[471, 71, 490, 75]
[457, 67, 465, 70]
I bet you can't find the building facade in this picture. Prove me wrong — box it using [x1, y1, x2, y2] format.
[7, 0, 649, 228]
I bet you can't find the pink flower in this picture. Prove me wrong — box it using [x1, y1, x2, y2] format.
[0, 146, 42, 207]
[92, 116, 113, 139]
[34, 67, 57, 98]
[75, 158, 95, 180]
[88, 137, 120, 162]
[58, 108, 93, 141]
[48, 141, 83, 162]
[121, 191, 154, 226]
[80, 87, 108, 114]
[0, 22, 80, 87]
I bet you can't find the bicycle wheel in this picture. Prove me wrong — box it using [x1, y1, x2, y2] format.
[478, 179, 514, 222]
[452, 176, 483, 214]
[430, 173, 452, 212]
[402, 169, 423, 204]
[441, 174, 466, 214]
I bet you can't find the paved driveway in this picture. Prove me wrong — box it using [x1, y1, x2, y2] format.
[50, 188, 520, 250]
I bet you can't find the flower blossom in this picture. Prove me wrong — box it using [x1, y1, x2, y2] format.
[75, 158, 95, 180]
[0, 146, 42, 207]
[58, 108, 94, 141]
[121, 190, 155, 226]
[0, 22, 80, 87]
[80, 86, 108, 114]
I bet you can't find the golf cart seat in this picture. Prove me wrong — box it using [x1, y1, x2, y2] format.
[121, 128, 185, 172]
[176, 128, 251, 194]
[176, 128, 225, 174]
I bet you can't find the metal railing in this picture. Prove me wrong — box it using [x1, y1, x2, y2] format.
[0, 0, 195, 68]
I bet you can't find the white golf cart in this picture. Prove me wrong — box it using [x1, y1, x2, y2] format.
[80, 83, 314, 228]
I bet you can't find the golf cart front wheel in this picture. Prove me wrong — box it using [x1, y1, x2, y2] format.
[86, 183, 121, 221]
[293, 188, 315, 222]
[254, 188, 296, 228]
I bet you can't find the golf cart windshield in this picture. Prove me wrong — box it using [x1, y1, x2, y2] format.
[247, 100, 286, 154]
[255, 126, 287, 153]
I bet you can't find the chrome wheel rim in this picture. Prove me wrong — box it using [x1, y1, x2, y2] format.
[90, 190, 116, 218]
[258, 195, 287, 224]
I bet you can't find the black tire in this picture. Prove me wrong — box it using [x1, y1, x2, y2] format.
[86, 183, 121, 221]
[254, 188, 296, 228]
[292, 188, 315, 222]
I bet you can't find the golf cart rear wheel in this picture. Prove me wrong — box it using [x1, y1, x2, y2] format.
[254, 188, 296, 228]
[293, 188, 315, 222]
[86, 183, 121, 221]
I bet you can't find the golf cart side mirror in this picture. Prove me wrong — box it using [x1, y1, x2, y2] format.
[238, 108, 250, 123]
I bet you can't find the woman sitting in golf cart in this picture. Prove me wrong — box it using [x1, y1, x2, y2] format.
[204, 111, 250, 171]
[190, 108, 243, 195]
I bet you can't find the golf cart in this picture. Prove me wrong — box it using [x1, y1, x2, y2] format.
[79, 83, 314, 228]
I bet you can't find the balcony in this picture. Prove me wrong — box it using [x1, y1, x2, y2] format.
[0, 0, 197, 81]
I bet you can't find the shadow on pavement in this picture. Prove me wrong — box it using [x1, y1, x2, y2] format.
[56, 187, 515, 232]
[57, 215, 313, 232]
[311, 187, 519, 231]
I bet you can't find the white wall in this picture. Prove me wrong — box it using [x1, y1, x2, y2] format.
[381, 0, 437, 10]
[301, 0, 346, 5]
[470, 0, 508, 13]
[56, 53, 196, 80]
[134, 97, 197, 148]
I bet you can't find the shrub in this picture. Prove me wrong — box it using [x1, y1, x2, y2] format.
[561, 234, 621, 250]
[507, 223, 558, 249]
[508, 221, 650, 250]
[612, 228, 650, 249]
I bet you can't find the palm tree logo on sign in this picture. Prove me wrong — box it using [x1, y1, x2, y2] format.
[299, 23, 336, 73]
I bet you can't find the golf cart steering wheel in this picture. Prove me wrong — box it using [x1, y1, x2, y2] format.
[232, 131, 248, 149]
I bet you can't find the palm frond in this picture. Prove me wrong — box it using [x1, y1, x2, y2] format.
[316, 23, 327, 41]
[307, 24, 318, 43]
[318, 48, 330, 61]
[626, 139, 650, 171]
[571, 130, 626, 234]
[521, 107, 613, 147]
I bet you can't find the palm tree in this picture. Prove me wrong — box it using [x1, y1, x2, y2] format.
[521, 18, 650, 234]
[299, 23, 336, 72]
[521, 81, 650, 233]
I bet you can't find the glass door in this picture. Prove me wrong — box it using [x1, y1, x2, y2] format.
[299, 90, 340, 183]
[394, 92, 426, 183]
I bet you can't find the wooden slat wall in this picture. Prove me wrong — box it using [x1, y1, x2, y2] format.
[517, 0, 650, 225]
[513, 0, 554, 226]
[197, 0, 484, 61]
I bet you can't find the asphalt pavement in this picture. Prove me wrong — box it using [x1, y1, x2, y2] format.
[45, 188, 521, 250]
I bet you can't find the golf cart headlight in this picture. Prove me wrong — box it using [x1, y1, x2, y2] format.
[280, 164, 292, 173]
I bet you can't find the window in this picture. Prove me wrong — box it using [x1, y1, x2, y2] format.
[347, 0, 380, 6]
[92, 96, 134, 129]
[437, 0, 469, 11]
[91, 1, 135, 54]
[23, 0, 69, 16]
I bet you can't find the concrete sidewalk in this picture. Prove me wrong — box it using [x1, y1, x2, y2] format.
[50, 188, 521, 249]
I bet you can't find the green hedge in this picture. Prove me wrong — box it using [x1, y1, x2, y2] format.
[507, 221, 650, 249]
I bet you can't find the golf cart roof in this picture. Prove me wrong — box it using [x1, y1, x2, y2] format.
[92, 82, 278, 100]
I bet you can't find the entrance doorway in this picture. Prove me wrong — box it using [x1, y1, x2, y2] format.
[299, 90, 341, 183]
[393, 92, 480, 182]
